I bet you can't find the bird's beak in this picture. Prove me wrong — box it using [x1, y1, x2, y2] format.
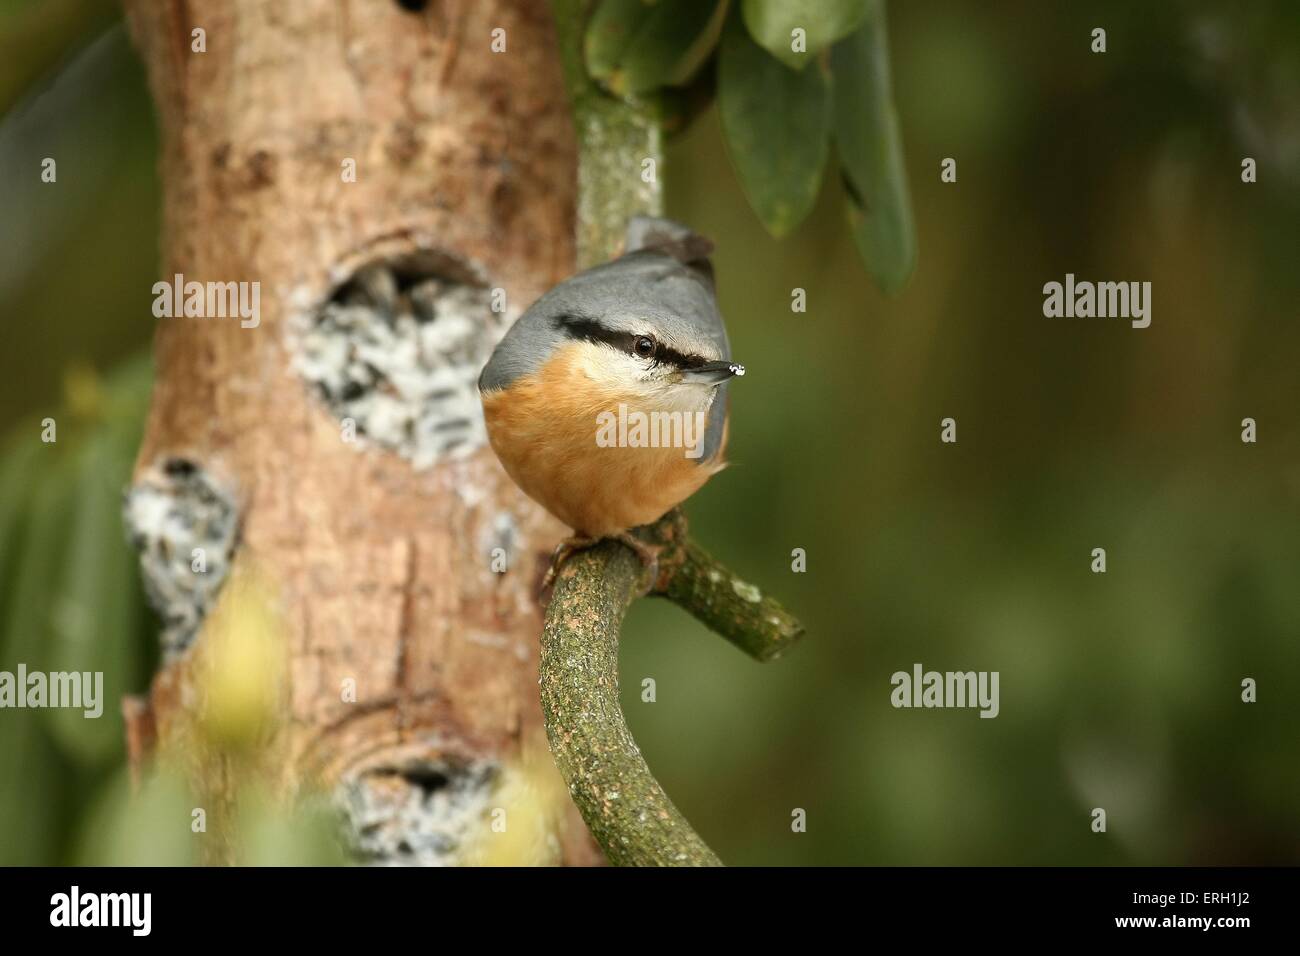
[681, 361, 745, 385]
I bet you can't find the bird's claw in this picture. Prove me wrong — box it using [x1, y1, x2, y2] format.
[541, 532, 663, 593]
[611, 531, 662, 593]
[542, 535, 598, 591]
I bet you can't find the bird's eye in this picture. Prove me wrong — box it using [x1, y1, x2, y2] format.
[633, 335, 656, 358]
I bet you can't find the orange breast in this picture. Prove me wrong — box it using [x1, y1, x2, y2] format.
[481, 346, 727, 537]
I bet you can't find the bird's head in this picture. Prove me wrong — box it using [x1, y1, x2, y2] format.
[479, 245, 743, 414]
[552, 310, 743, 408]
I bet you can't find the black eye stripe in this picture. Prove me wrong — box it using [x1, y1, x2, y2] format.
[557, 316, 640, 355]
[656, 343, 706, 369]
[555, 315, 707, 369]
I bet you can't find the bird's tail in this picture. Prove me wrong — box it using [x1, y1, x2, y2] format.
[625, 216, 714, 282]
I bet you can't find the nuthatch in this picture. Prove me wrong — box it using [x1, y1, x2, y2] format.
[479, 217, 744, 579]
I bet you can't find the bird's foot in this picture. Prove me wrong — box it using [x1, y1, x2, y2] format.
[542, 535, 600, 591]
[541, 531, 663, 592]
[610, 530, 663, 593]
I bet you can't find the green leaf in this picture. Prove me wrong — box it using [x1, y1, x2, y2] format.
[75, 768, 199, 866]
[0, 457, 75, 864]
[832, 1, 916, 294]
[742, 0, 869, 70]
[719, 11, 830, 238]
[44, 423, 142, 766]
[651, 63, 718, 138]
[0, 429, 43, 611]
[1, 448, 74, 666]
[0, 0, 119, 116]
[585, 0, 730, 97]
[0, 355, 153, 860]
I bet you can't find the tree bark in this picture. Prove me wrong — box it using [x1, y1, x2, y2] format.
[122, 0, 602, 865]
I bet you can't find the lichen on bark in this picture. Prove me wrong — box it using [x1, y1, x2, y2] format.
[539, 4, 805, 867]
[551, 0, 664, 268]
[541, 511, 804, 866]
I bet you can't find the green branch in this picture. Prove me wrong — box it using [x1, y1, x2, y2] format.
[540, 511, 803, 867]
[552, 0, 663, 268]
[654, 533, 804, 663]
[541, 2, 804, 867]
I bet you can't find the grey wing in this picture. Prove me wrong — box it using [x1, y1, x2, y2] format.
[478, 301, 568, 392]
[700, 381, 729, 465]
[624, 219, 731, 466]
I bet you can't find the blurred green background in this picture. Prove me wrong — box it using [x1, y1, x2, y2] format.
[1, 0, 1297, 865]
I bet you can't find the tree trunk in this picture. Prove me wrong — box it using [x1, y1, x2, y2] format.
[121, 0, 602, 865]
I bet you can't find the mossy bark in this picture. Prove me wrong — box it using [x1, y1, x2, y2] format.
[540, 533, 720, 867]
[541, 510, 804, 865]
[551, 0, 663, 269]
[543, 2, 806, 867]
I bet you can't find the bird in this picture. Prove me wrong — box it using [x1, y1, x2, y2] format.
[479, 216, 744, 584]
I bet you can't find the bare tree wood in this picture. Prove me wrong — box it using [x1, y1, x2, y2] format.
[122, 0, 602, 865]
